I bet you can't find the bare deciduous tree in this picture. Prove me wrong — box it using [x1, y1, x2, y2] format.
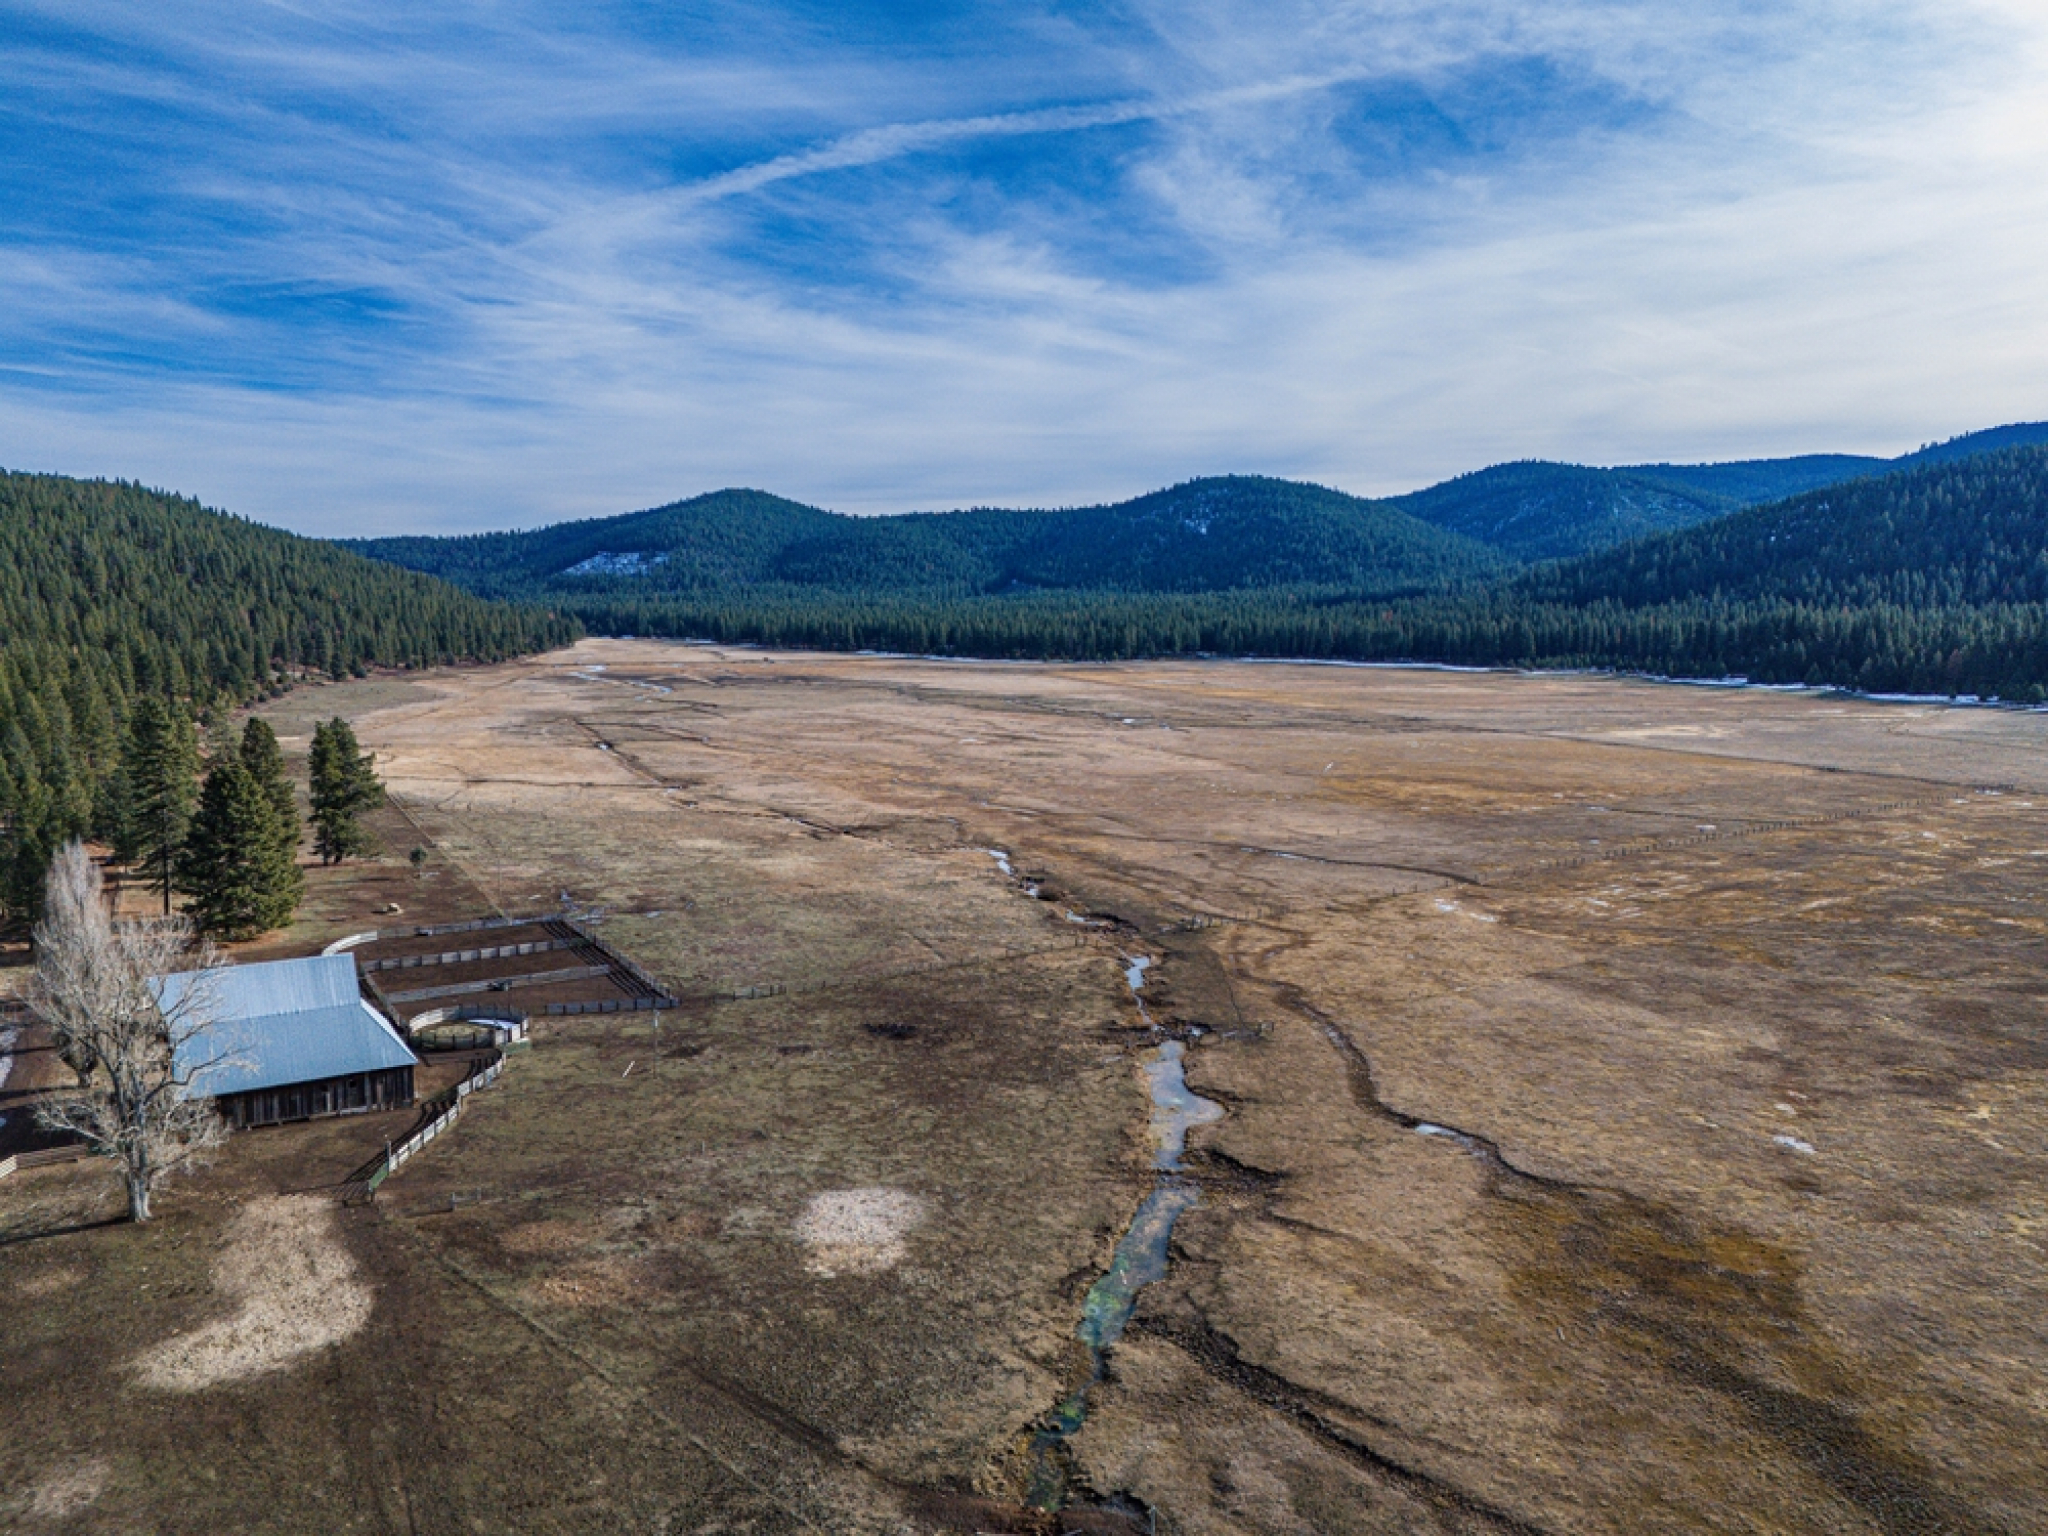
[31, 841, 233, 1222]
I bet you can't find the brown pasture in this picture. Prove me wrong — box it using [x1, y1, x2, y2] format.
[2, 639, 2046, 1535]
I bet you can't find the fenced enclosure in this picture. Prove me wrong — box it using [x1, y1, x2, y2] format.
[407, 1006, 531, 1051]
[343, 913, 678, 1029]
[341, 1049, 507, 1203]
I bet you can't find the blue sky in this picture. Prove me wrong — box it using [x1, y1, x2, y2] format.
[3, 1, 2045, 535]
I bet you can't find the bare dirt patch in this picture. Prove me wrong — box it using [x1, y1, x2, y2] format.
[795, 1186, 929, 1276]
[130, 1195, 373, 1392]
[498, 1215, 598, 1255]
[527, 1252, 650, 1309]
[21, 1456, 109, 1521]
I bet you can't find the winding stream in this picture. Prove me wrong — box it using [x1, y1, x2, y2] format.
[1028, 950, 1226, 1511]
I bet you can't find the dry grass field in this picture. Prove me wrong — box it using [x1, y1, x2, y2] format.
[4, 639, 2047, 1535]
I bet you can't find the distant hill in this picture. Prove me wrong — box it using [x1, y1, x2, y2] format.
[1381, 462, 1743, 563]
[1386, 423, 2048, 562]
[334, 424, 2048, 700]
[349, 475, 1509, 601]
[1529, 442, 2048, 611]
[359, 427, 2048, 607]
[0, 471, 576, 916]
[1890, 422, 2048, 469]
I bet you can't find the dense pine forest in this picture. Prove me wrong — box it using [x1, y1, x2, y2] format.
[353, 422, 2048, 594]
[0, 472, 576, 917]
[352, 476, 1509, 600]
[352, 433, 2048, 704]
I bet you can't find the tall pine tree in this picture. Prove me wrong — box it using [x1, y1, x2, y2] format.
[114, 697, 198, 915]
[308, 717, 384, 865]
[180, 759, 300, 939]
[238, 719, 301, 860]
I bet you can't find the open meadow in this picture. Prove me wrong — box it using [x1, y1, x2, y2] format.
[4, 639, 2047, 1535]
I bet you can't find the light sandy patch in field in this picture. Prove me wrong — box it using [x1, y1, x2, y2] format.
[796, 1188, 927, 1277]
[529, 1254, 648, 1309]
[16, 1264, 85, 1299]
[23, 1456, 108, 1520]
[131, 1196, 372, 1392]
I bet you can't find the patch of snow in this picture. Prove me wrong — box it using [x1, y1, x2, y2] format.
[1773, 1135, 1817, 1155]
[1125, 956, 1152, 992]
[561, 551, 669, 578]
[986, 849, 1014, 877]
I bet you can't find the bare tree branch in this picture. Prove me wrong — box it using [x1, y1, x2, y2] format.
[29, 841, 235, 1222]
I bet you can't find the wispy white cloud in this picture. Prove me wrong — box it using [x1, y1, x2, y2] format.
[1, 1, 2043, 534]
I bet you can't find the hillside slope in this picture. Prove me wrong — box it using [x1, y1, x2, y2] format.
[361, 427, 2048, 601]
[1530, 443, 2048, 610]
[1388, 423, 2048, 562]
[1381, 462, 1740, 562]
[351, 476, 1508, 601]
[433, 445, 2048, 700]
[0, 470, 576, 913]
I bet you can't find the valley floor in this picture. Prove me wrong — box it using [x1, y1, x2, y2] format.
[4, 640, 2046, 1534]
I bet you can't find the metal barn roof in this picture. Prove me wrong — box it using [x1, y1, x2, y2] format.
[155, 954, 418, 1100]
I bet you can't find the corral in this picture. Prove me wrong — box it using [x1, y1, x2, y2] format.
[2, 639, 2046, 1535]
[338, 914, 677, 1026]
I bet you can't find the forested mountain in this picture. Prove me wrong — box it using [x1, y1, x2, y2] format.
[1380, 462, 1743, 563]
[349, 476, 1507, 601]
[1384, 424, 2048, 562]
[358, 427, 2048, 602]
[0, 471, 576, 915]
[1890, 422, 2048, 470]
[1606, 455, 1885, 507]
[357, 489, 841, 600]
[1528, 444, 2048, 611]
[352, 441, 2048, 703]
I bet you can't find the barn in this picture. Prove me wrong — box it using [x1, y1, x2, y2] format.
[158, 954, 420, 1130]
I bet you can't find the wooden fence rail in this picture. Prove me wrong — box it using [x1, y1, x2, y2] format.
[543, 994, 673, 1016]
[361, 938, 574, 973]
[0, 1145, 89, 1181]
[342, 1052, 506, 1203]
[383, 964, 612, 1005]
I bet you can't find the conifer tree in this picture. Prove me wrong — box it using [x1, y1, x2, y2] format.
[238, 718, 301, 861]
[180, 759, 300, 938]
[308, 717, 384, 865]
[115, 697, 199, 915]
[1, 803, 55, 923]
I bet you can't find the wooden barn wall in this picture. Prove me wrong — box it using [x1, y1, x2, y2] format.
[220, 1066, 415, 1129]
